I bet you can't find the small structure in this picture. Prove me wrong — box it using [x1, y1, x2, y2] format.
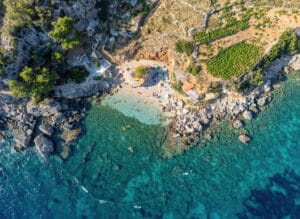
[186, 90, 200, 104]
[181, 82, 200, 103]
[69, 50, 111, 80]
[182, 82, 194, 93]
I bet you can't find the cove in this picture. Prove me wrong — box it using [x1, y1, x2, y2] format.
[0, 72, 299, 218]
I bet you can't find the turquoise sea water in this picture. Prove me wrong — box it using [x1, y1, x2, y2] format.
[0, 72, 299, 218]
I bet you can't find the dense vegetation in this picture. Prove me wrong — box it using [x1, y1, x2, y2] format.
[171, 73, 184, 94]
[175, 40, 194, 55]
[194, 20, 249, 44]
[205, 41, 261, 79]
[68, 66, 89, 83]
[262, 30, 300, 67]
[134, 66, 147, 79]
[3, 0, 51, 36]
[235, 69, 264, 92]
[49, 17, 80, 50]
[186, 65, 201, 75]
[8, 66, 57, 103]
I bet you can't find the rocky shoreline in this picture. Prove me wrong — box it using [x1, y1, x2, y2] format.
[162, 54, 300, 155]
[0, 88, 93, 158]
[1, 54, 299, 158]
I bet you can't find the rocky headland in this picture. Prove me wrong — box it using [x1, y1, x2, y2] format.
[161, 54, 300, 156]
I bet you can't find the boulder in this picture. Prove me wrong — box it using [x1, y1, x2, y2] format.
[233, 120, 243, 129]
[257, 96, 268, 107]
[242, 111, 253, 120]
[177, 100, 185, 109]
[192, 121, 203, 132]
[34, 134, 54, 157]
[14, 130, 31, 149]
[288, 54, 300, 71]
[27, 99, 61, 117]
[39, 124, 54, 136]
[263, 80, 272, 93]
[239, 134, 251, 144]
[54, 80, 110, 99]
[51, 113, 66, 125]
[249, 103, 259, 113]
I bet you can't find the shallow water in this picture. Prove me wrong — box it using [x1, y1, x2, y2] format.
[0, 72, 299, 218]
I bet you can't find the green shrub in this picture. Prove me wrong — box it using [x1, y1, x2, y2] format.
[175, 40, 194, 55]
[186, 65, 201, 75]
[134, 66, 147, 79]
[171, 73, 184, 94]
[49, 17, 80, 50]
[250, 68, 264, 86]
[9, 66, 57, 103]
[94, 61, 100, 67]
[52, 51, 64, 64]
[3, 0, 51, 36]
[235, 80, 250, 92]
[173, 80, 183, 94]
[262, 30, 300, 67]
[205, 41, 261, 79]
[68, 66, 89, 83]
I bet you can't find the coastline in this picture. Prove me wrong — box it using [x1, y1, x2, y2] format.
[1, 51, 300, 158]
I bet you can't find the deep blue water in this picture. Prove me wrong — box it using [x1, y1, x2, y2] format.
[0, 72, 299, 218]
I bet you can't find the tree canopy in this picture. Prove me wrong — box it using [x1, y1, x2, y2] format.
[48, 17, 80, 50]
[134, 66, 147, 79]
[9, 66, 57, 103]
[3, 0, 51, 35]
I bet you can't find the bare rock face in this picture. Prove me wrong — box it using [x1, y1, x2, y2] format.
[14, 130, 32, 150]
[54, 80, 110, 99]
[26, 99, 62, 117]
[289, 54, 300, 71]
[34, 134, 54, 157]
[239, 134, 251, 144]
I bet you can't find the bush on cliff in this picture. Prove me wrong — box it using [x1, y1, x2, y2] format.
[175, 40, 194, 55]
[9, 66, 57, 103]
[68, 66, 89, 83]
[49, 17, 80, 50]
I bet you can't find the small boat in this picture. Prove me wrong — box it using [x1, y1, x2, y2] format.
[81, 186, 89, 193]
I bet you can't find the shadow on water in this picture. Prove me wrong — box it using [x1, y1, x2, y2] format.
[237, 169, 300, 219]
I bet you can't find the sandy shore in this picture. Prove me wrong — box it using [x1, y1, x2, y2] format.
[101, 59, 175, 125]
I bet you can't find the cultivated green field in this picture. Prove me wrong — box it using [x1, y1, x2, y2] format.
[205, 41, 262, 79]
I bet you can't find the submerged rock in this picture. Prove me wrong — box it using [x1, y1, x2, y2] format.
[60, 128, 81, 143]
[233, 120, 243, 129]
[60, 144, 71, 160]
[34, 134, 54, 157]
[239, 134, 251, 144]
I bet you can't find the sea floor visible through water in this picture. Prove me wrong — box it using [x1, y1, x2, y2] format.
[0, 72, 299, 218]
